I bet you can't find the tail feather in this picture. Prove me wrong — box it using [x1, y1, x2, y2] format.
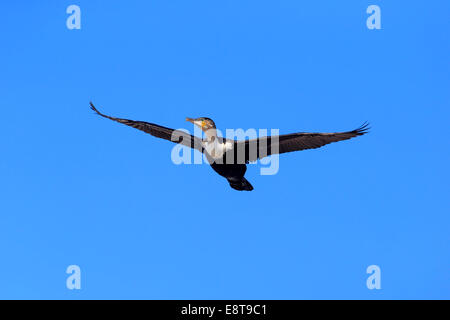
[228, 177, 254, 191]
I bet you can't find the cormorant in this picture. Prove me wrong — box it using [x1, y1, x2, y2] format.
[90, 102, 369, 191]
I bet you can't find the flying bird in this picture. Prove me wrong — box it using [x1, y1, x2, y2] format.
[90, 102, 369, 191]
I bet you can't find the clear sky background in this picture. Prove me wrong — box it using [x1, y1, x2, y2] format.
[0, 1, 449, 299]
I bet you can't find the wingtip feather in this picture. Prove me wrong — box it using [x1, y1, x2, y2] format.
[90, 102, 103, 116]
[354, 121, 371, 135]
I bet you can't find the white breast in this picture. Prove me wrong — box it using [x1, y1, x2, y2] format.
[203, 140, 233, 159]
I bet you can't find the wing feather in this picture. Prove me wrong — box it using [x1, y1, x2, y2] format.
[90, 102, 203, 152]
[233, 122, 369, 162]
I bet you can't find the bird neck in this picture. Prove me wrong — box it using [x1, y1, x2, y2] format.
[204, 128, 218, 143]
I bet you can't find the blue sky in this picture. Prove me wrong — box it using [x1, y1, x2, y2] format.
[0, 1, 449, 299]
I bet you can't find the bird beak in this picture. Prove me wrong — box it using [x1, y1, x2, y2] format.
[186, 117, 205, 128]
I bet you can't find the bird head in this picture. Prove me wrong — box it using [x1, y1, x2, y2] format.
[186, 117, 216, 131]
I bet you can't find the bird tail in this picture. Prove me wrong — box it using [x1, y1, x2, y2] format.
[228, 177, 254, 191]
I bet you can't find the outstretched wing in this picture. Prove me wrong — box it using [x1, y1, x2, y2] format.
[90, 102, 203, 152]
[232, 122, 370, 162]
